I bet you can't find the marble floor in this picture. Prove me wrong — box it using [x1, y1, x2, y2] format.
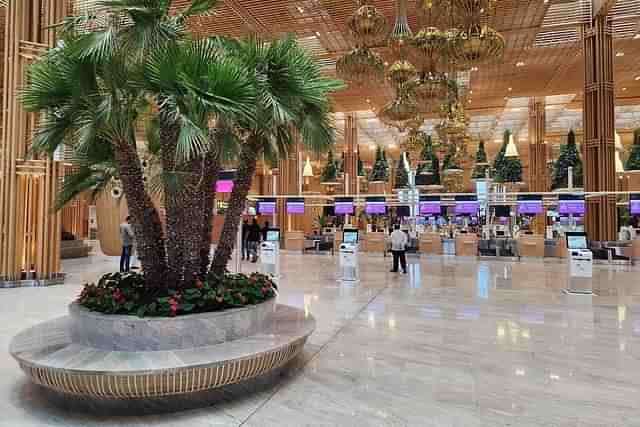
[2, 252, 640, 426]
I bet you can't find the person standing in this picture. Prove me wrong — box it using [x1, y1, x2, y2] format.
[247, 218, 262, 263]
[241, 219, 250, 260]
[389, 224, 408, 274]
[261, 221, 270, 242]
[119, 216, 135, 273]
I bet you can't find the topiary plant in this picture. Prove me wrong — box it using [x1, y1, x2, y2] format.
[493, 130, 523, 183]
[369, 146, 389, 182]
[471, 140, 490, 179]
[442, 143, 462, 171]
[551, 129, 583, 189]
[625, 128, 640, 171]
[416, 135, 440, 186]
[357, 153, 365, 177]
[321, 150, 339, 183]
[394, 152, 410, 188]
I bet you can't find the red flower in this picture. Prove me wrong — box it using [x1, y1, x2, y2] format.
[195, 280, 204, 289]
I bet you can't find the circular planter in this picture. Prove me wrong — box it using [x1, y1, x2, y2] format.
[69, 298, 276, 351]
[10, 300, 315, 401]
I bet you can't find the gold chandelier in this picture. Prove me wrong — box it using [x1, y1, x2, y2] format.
[413, 26, 448, 71]
[436, 100, 468, 138]
[387, 60, 417, 88]
[411, 71, 450, 111]
[450, 25, 505, 66]
[347, 1, 388, 48]
[404, 129, 428, 160]
[336, 47, 385, 86]
[388, 0, 414, 59]
[378, 91, 420, 132]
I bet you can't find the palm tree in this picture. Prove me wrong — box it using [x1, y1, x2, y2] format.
[210, 36, 344, 274]
[22, 0, 255, 290]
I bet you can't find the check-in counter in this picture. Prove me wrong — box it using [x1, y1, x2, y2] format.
[361, 232, 386, 253]
[419, 232, 442, 255]
[633, 238, 640, 261]
[455, 233, 478, 256]
[333, 231, 342, 253]
[517, 234, 545, 258]
[284, 231, 305, 252]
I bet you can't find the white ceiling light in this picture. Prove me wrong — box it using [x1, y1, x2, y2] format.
[616, 52, 625, 57]
[505, 133, 519, 157]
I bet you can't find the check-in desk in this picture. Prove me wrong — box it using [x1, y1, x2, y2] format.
[361, 232, 386, 253]
[517, 234, 545, 258]
[455, 233, 478, 256]
[419, 232, 442, 255]
[284, 231, 305, 252]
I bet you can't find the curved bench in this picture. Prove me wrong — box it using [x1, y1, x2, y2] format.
[10, 302, 314, 399]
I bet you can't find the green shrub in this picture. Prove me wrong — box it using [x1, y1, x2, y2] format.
[77, 271, 277, 317]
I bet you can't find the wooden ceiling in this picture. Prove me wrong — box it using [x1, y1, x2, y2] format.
[168, 0, 640, 115]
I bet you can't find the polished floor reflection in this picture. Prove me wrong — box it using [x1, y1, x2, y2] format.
[2, 252, 640, 426]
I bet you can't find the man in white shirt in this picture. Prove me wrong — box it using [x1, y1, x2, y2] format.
[119, 216, 135, 272]
[389, 224, 408, 274]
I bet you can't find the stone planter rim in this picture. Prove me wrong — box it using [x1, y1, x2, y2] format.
[68, 297, 275, 322]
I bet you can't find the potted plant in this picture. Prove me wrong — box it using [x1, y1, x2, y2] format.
[369, 146, 389, 183]
[321, 151, 339, 184]
[493, 130, 523, 184]
[394, 152, 410, 189]
[471, 140, 490, 180]
[551, 129, 583, 190]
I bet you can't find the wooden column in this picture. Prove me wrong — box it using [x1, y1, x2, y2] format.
[528, 97, 547, 235]
[343, 114, 358, 196]
[582, 15, 617, 242]
[0, 0, 68, 283]
[277, 132, 302, 232]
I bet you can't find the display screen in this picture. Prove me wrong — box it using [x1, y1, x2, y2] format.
[517, 195, 544, 215]
[566, 232, 587, 249]
[266, 229, 280, 242]
[335, 197, 354, 215]
[420, 196, 441, 215]
[216, 180, 234, 193]
[257, 198, 276, 215]
[455, 195, 479, 215]
[286, 198, 305, 214]
[365, 197, 386, 215]
[216, 170, 236, 193]
[558, 194, 585, 215]
[631, 195, 640, 215]
[343, 229, 359, 244]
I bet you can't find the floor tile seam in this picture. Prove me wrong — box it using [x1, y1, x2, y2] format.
[236, 278, 397, 427]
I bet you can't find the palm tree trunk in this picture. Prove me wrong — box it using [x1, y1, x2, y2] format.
[199, 136, 221, 278]
[210, 135, 262, 275]
[113, 140, 167, 289]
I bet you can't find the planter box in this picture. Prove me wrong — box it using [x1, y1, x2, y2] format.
[69, 298, 276, 351]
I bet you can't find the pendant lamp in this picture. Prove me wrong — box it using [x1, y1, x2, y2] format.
[303, 156, 314, 178]
[505, 133, 519, 157]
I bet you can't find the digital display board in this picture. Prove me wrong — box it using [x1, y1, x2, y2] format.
[419, 195, 441, 215]
[517, 195, 544, 215]
[334, 197, 354, 215]
[566, 232, 588, 250]
[630, 195, 640, 215]
[286, 198, 305, 214]
[558, 194, 585, 215]
[365, 197, 386, 215]
[257, 198, 276, 215]
[455, 195, 479, 215]
[216, 170, 236, 193]
[343, 229, 359, 244]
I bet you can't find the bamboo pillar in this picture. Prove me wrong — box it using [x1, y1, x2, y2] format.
[277, 131, 302, 232]
[528, 97, 547, 235]
[344, 114, 358, 196]
[582, 15, 617, 242]
[0, 0, 68, 283]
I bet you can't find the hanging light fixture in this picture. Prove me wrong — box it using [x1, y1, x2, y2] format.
[378, 90, 420, 132]
[388, 0, 414, 59]
[347, 1, 388, 48]
[336, 47, 385, 86]
[387, 59, 417, 88]
[505, 133, 519, 157]
[450, 25, 505, 66]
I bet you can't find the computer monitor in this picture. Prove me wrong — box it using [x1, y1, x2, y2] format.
[266, 228, 280, 242]
[257, 198, 277, 215]
[343, 229, 359, 244]
[286, 198, 305, 214]
[566, 232, 588, 250]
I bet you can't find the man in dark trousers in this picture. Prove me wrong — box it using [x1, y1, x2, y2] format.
[389, 224, 408, 274]
[261, 221, 270, 242]
[241, 219, 249, 260]
[247, 218, 262, 263]
[119, 216, 135, 272]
